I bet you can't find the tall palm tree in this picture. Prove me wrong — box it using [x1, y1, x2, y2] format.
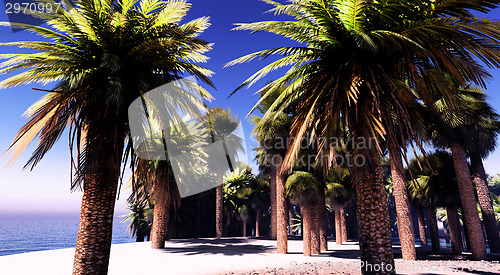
[464, 95, 500, 253]
[286, 171, 323, 256]
[429, 86, 496, 257]
[227, 0, 500, 269]
[252, 87, 292, 252]
[204, 107, 244, 238]
[131, 116, 207, 249]
[1, 1, 214, 273]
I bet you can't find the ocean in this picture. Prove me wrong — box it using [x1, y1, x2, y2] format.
[0, 214, 135, 256]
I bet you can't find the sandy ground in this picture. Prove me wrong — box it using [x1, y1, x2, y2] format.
[1, 237, 500, 274]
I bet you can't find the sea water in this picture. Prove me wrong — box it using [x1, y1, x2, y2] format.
[0, 214, 134, 256]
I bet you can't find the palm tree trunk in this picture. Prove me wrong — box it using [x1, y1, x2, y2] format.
[341, 207, 347, 242]
[243, 220, 247, 237]
[446, 205, 463, 254]
[470, 154, 500, 253]
[335, 209, 343, 245]
[256, 209, 261, 237]
[216, 171, 223, 238]
[302, 205, 312, 256]
[354, 150, 395, 274]
[73, 124, 123, 275]
[270, 165, 277, 239]
[318, 192, 328, 251]
[450, 143, 487, 260]
[389, 144, 417, 260]
[276, 164, 288, 254]
[427, 207, 440, 253]
[151, 169, 171, 249]
[416, 206, 427, 246]
[311, 205, 320, 255]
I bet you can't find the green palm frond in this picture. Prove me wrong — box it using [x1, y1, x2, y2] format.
[2, 0, 214, 191]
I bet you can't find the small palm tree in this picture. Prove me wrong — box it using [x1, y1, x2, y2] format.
[325, 168, 355, 245]
[286, 171, 324, 256]
[223, 166, 255, 236]
[121, 200, 153, 242]
[250, 174, 270, 237]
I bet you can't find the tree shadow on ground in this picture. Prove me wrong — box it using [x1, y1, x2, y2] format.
[161, 238, 274, 256]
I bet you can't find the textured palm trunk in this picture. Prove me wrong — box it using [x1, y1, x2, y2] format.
[341, 207, 347, 242]
[270, 164, 277, 239]
[256, 209, 261, 237]
[151, 168, 171, 249]
[354, 151, 395, 274]
[302, 205, 312, 256]
[276, 164, 288, 254]
[243, 220, 247, 237]
[216, 171, 223, 238]
[416, 206, 427, 246]
[446, 205, 463, 254]
[470, 154, 500, 253]
[311, 206, 320, 255]
[427, 207, 440, 253]
[335, 209, 343, 245]
[318, 192, 328, 251]
[450, 143, 487, 260]
[389, 144, 416, 260]
[73, 123, 123, 275]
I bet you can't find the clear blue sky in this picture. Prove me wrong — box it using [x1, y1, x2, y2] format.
[1, 1, 500, 215]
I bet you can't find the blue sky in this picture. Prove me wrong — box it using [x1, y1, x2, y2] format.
[1, 0, 500, 215]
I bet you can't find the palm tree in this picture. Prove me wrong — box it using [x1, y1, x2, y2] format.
[429, 85, 496, 257]
[131, 116, 207, 249]
[204, 107, 244, 238]
[324, 167, 355, 246]
[250, 174, 271, 237]
[223, 166, 255, 236]
[1, 1, 214, 273]
[121, 200, 153, 242]
[286, 171, 323, 256]
[464, 95, 500, 253]
[228, 0, 500, 269]
[252, 87, 292, 252]
[408, 151, 463, 254]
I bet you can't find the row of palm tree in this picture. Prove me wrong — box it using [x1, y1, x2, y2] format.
[4, 0, 500, 274]
[228, 0, 500, 273]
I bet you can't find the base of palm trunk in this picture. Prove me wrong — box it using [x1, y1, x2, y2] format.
[73, 179, 118, 275]
[302, 206, 312, 256]
[276, 168, 288, 254]
[216, 176, 223, 238]
[354, 153, 395, 275]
